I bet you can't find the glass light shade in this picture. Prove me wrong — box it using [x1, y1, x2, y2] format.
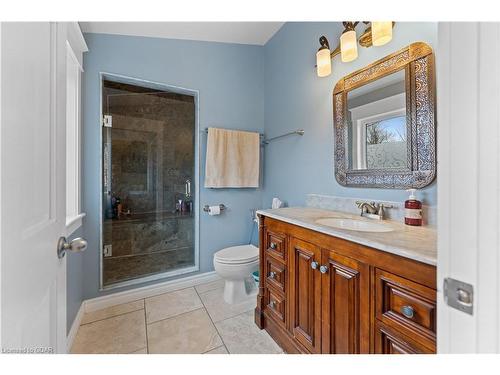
[316, 48, 332, 77]
[372, 22, 393, 46]
[340, 30, 358, 63]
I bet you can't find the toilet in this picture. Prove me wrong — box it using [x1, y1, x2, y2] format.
[213, 244, 259, 304]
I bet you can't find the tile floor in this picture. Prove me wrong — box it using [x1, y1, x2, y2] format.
[71, 279, 283, 354]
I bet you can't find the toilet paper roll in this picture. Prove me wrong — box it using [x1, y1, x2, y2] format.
[208, 205, 221, 216]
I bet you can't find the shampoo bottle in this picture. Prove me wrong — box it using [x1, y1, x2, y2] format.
[404, 189, 422, 226]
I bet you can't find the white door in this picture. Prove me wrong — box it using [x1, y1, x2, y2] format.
[437, 22, 500, 353]
[0, 22, 69, 353]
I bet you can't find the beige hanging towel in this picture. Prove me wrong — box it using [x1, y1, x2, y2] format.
[204, 127, 260, 188]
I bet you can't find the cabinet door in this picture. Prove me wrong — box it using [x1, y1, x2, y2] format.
[289, 237, 322, 353]
[321, 250, 370, 354]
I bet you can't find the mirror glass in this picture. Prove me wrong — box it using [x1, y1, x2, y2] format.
[346, 69, 407, 170]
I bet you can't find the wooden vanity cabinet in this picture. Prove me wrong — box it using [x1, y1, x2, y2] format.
[255, 215, 437, 354]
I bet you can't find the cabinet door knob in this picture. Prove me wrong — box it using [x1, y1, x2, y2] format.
[319, 265, 328, 274]
[269, 242, 277, 250]
[401, 305, 415, 319]
[311, 261, 319, 270]
[269, 300, 276, 308]
[269, 271, 276, 279]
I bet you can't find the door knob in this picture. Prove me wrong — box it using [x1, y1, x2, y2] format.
[57, 236, 88, 259]
[319, 265, 328, 274]
[311, 261, 319, 270]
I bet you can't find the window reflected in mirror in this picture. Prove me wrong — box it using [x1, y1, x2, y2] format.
[346, 69, 407, 170]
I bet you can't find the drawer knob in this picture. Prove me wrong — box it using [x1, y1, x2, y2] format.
[311, 261, 319, 270]
[269, 242, 277, 250]
[269, 271, 276, 279]
[401, 305, 415, 319]
[319, 265, 328, 274]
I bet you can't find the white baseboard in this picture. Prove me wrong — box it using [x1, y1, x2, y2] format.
[84, 271, 220, 313]
[66, 302, 85, 353]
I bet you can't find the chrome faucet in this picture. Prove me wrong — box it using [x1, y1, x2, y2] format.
[355, 201, 393, 220]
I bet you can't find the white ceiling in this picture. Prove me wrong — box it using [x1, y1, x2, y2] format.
[79, 22, 284, 45]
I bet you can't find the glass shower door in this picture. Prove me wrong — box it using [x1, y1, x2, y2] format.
[101, 77, 196, 288]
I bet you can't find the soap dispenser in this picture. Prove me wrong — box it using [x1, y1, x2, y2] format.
[405, 189, 423, 226]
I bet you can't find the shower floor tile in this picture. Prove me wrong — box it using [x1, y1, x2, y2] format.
[69, 278, 283, 354]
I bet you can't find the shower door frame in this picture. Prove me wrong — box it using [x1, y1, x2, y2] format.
[98, 72, 200, 290]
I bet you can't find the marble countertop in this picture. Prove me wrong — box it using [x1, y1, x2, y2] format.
[257, 207, 437, 266]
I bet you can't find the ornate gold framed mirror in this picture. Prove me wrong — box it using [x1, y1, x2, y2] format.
[333, 42, 436, 188]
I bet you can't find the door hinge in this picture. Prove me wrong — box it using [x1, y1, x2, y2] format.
[103, 244, 112, 257]
[444, 277, 474, 315]
[102, 115, 112, 128]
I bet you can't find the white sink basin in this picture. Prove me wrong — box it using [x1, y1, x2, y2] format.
[315, 218, 394, 233]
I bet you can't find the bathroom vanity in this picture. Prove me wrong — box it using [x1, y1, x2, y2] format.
[254, 207, 437, 354]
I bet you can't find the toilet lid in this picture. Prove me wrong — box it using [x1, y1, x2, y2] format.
[214, 244, 259, 264]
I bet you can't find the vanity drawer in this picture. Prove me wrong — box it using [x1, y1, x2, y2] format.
[265, 230, 287, 262]
[265, 287, 286, 327]
[374, 321, 434, 354]
[375, 269, 436, 345]
[265, 256, 286, 294]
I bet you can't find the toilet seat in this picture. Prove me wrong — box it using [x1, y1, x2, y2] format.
[214, 244, 258, 265]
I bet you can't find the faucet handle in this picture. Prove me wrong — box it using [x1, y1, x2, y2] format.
[376, 203, 393, 219]
[355, 201, 365, 208]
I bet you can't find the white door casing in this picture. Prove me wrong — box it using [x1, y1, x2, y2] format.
[437, 22, 500, 353]
[0, 22, 68, 353]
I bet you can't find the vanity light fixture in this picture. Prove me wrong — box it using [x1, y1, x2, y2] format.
[340, 22, 358, 62]
[316, 36, 332, 77]
[315, 21, 395, 77]
[371, 21, 393, 46]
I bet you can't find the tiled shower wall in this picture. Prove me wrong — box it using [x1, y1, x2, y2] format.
[105, 87, 195, 213]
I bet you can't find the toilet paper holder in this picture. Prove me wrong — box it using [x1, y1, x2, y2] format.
[203, 204, 227, 213]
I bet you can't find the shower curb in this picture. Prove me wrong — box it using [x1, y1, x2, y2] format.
[84, 271, 220, 313]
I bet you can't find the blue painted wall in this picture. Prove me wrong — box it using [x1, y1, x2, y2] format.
[81, 33, 264, 300]
[262, 22, 438, 208]
[72, 23, 438, 330]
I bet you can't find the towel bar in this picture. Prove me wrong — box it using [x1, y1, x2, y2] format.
[201, 128, 305, 145]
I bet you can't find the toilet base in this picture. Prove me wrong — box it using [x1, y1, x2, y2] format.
[223, 277, 257, 304]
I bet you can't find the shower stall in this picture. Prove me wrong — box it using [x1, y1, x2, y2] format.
[100, 74, 198, 288]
